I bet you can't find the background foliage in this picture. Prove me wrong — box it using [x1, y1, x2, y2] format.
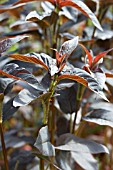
[0, 0, 113, 170]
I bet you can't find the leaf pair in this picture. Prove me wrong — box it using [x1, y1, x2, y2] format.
[34, 126, 109, 170]
[56, 36, 78, 71]
[80, 43, 113, 69]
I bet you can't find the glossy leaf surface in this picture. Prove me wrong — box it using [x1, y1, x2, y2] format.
[34, 126, 55, 156]
[83, 109, 113, 128]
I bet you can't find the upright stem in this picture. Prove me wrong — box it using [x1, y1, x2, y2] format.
[89, 7, 105, 49]
[50, 98, 55, 145]
[0, 123, 9, 170]
[72, 84, 85, 134]
[72, 112, 78, 134]
[40, 158, 44, 170]
[0, 94, 9, 170]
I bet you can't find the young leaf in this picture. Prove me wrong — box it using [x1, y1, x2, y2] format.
[59, 36, 78, 57]
[83, 109, 113, 128]
[93, 48, 113, 66]
[0, 35, 28, 53]
[79, 43, 93, 66]
[59, 0, 103, 31]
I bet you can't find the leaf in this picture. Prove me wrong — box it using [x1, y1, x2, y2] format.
[79, 43, 93, 66]
[56, 151, 72, 170]
[0, 0, 36, 13]
[10, 52, 59, 76]
[0, 3, 25, 13]
[2, 28, 42, 38]
[2, 63, 44, 90]
[34, 126, 55, 156]
[56, 116, 70, 136]
[55, 133, 109, 154]
[57, 84, 77, 114]
[13, 88, 39, 107]
[59, 0, 103, 31]
[71, 152, 98, 170]
[0, 69, 24, 82]
[95, 29, 113, 40]
[0, 135, 34, 150]
[93, 68, 106, 89]
[58, 65, 108, 101]
[0, 35, 28, 53]
[3, 97, 19, 122]
[0, 78, 13, 93]
[9, 53, 49, 71]
[57, 73, 87, 87]
[0, 12, 9, 22]
[13, 83, 49, 107]
[59, 36, 78, 57]
[93, 48, 113, 66]
[59, 6, 78, 22]
[41, 2, 55, 13]
[26, 10, 58, 28]
[83, 109, 113, 128]
[90, 102, 113, 110]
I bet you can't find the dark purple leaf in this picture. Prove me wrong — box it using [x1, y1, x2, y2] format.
[71, 152, 98, 170]
[83, 109, 113, 128]
[0, 35, 28, 54]
[58, 65, 108, 101]
[59, 36, 78, 58]
[56, 151, 72, 170]
[56, 133, 109, 154]
[13, 88, 39, 107]
[3, 97, 19, 121]
[26, 10, 58, 28]
[59, 0, 103, 31]
[56, 116, 70, 136]
[0, 78, 13, 93]
[34, 126, 55, 156]
[93, 68, 106, 90]
[57, 84, 77, 114]
[3, 63, 44, 90]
